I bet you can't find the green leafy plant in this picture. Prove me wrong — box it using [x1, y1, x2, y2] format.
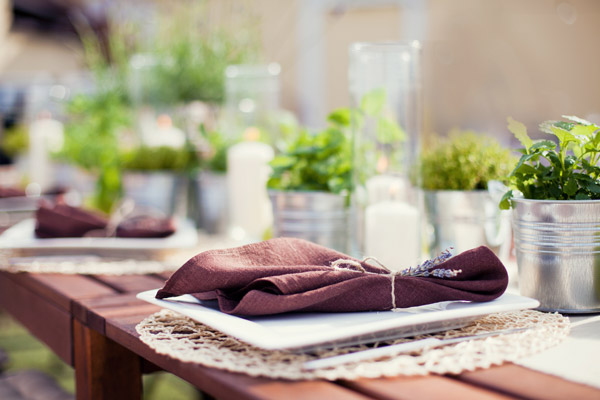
[267, 109, 352, 195]
[198, 125, 236, 173]
[1, 124, 28, 158]
[500, 116, 600, 209]
[60, 88, 131, 212]
[120, 145, 199, 172]
[420, 130, 516, 191]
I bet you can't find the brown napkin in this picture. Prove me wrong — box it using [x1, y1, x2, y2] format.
[156, 238, 509, 316]
[35, 200, 108, 238]
[116, 215, 176, 238]
[0, 186, 26, 198]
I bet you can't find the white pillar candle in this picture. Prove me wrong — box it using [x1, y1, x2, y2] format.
[365, 174, 406, 205]
[365, 200, 420, 272]
[227, 140, 274, 241]
[28, 114, 64, 191]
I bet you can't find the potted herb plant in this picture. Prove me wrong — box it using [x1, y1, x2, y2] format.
[192, 126, 233, 234]
[120, 143, 198, 217]
[500, 116, 600, 313]
[267, 110, 352, 252]
[420, 130, 516, 257]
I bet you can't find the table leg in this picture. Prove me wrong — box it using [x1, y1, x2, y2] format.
[73, 319, 142, 400]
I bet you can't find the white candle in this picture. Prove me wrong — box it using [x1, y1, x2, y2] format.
[365, 200, 420, 271]
[142, 113, 186, 148]
[227, 140, 274, 241]
[28, 114, 64, 191]
[366, 174, 406, 204]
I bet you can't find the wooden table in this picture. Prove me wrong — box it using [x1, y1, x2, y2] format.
[0, 270, 598, 400]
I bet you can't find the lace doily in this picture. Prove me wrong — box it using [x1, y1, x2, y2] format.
[0, 255, 180, 275]
[136, 309, 569, 380]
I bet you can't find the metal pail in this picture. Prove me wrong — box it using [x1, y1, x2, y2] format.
[424, 190, 511, 257]
[512, 198, 600, 313]
[195, 171, 228, 234]
[122, 171, 185, 216]
[269, 191, 348, 253]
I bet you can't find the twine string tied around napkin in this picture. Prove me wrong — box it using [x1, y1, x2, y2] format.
[331, 249, 461, 310]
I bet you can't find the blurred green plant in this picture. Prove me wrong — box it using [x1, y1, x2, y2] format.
[420, 130, 516, 191]
[500, 116, 600, 209]
[141, 2, 261, 105]
[120, 145, 199, 171]
[199, 125, 233, 173]
[60, 88, 131, 212]
[267, 108, 352, 195]
[1, 124, 28, 158]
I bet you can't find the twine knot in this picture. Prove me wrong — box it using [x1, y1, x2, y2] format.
[331, 249, 461, 311]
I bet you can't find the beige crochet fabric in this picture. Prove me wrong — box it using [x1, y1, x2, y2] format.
[0, 255, 180, 275]
[136, 309, 569, 380]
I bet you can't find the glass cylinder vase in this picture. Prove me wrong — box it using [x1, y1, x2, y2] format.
[349, 41, 423, 271]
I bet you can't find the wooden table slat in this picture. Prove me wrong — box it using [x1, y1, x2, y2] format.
[342, 376, 517, 400]
[454, 364, 600, 400]
[1, 272, 116, 311]
[90, 274, 165, 294]
[0, 272, 73, 365]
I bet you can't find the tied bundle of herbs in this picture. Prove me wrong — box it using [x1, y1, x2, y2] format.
[500, 116, 600, 209]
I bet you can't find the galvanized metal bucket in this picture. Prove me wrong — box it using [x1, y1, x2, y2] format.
[195, 171, 228, 234]
[269, 190, 348, 253]
[424, 190, 512, 258]
[512, 198, 600, 313]
[122, 171, 186, 216]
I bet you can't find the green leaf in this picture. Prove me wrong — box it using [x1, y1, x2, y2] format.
[499, 190, 513, 210]
[587, 182, 600, 194]
[376, 116, 406, 144]
[576, 192, 591, 200]
[550, 126, 578, 147]
[507, 117, 532, 151]
[327, 108, 351, 126]
[361, 88, 387, 116]
[530, 140, 556, 151]
[564, 178, 578, 196]
[571, 124, 598, 138]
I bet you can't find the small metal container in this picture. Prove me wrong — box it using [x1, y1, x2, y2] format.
[122, 171, 186, 216]
[269, 190, 348, 253]
[424, 190, 512, 257]
[195, 171, 228, 234]
[512, 198, 600, 313]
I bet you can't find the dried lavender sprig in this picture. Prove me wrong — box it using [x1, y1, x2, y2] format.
[399, 248, 461, 278]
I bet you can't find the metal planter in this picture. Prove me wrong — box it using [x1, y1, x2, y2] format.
[194, 171, 228, 234]
[424, 190, 512, 257]
[122, 171, 186, 216]
[512, 198, 600, 313]
[269, 190, 348, 253]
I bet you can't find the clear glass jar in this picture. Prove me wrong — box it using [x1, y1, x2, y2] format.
[221, 63, 281, 143]
[349, 41, 423, 271]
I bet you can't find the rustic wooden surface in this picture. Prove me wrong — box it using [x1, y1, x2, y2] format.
[1, 270, 599, 400]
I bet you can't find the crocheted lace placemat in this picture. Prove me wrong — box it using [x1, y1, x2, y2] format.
[136, 309, 569, 380]
[0, 255, 181, 275]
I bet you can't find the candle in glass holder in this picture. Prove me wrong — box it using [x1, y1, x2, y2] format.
[28, 111, 64, 191]
[227, 127, 274, 241]
[364, 191, 420, 271]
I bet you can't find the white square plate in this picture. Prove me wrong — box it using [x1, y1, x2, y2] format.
[0, 219, 198, 259]
[137, 289, 540, 352]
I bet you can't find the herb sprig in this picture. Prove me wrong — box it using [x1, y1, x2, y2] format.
[500, 116, 600, 209]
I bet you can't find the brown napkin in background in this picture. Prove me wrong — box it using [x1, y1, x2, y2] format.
[35, 200, 176, 239]
[35, 200, 108, 238]
[116, 215, 176, 238]
[0, 186, 26, 198]
[156, 238, 509, 316]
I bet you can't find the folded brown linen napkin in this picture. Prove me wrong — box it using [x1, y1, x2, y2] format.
[35, 200, 108, 238]
[116, 215, 176, 238]
[156, 238, 509, 316]
[0, 186, 26, 198]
